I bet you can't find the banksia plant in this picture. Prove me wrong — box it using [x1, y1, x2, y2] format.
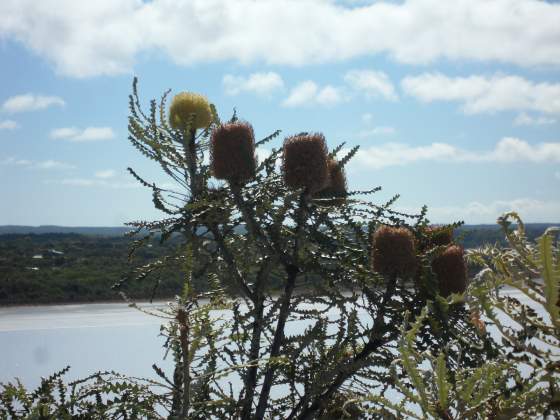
[431, 244, 467, 297]
[315, 158, 347, 205]
[169, 92, 213, 131]
[195, 187, 231, 225]
[371, 226, 417, 278]
[210, 122, 256, 184]
[282, 133, 329, 193]
[426, 225, 453, 247]
[320, 392, 363, 419]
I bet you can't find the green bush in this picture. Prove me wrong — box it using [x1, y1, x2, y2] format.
[3, 81, 555, 419]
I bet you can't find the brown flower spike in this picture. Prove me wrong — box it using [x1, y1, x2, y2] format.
[282, 133, 329, 193]
[315, 158, 347, 205]
[426, 226, 453, 247]
[371, 226, 416, 278]
[431, 245, 467, 297]
[210, 122, 257, 184]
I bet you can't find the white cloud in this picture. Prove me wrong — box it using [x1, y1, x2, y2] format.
[36, 160, 75, 170]
[50, 126, 115, 142]
[1, 157, 75, 170]
[361, 113, 373, 124]
[423, 199, 560, 224]
[514, 112, 557, 126]
[2, 0, 559, 77]
[315, 85, 344, 106]
[1, 157, 32, 166]
[52, 178, 138, 189]
[350, 137, 560, 169]
[94, 169, 116, 179]
[2, 94, 65, 113]
[402, 73, 560, 115]
[344, 70, 397, 101]
[282, 81, 345, 107]
[358, 126, 396, 137]
[0, 120, 18, 130]
[223, 72, 284, 96]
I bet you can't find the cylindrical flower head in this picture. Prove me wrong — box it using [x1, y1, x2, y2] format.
[371, 226, 417, 278]
[169, 92, 213, 131]
[431, 245, 467, 297]
[427, 226, 453, 247]
[315, 159, 347, 205]
[210, 122, 256, 184]
[282, 133, 329, 193]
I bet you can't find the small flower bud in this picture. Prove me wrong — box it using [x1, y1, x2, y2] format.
[371, 226, 417, 278]
[314, 158, 347, 206]
[169, 92, 213, 131]
[431, 245, 467, 297]
[282, 133, 329, 193]
[210, 122, 256, 184]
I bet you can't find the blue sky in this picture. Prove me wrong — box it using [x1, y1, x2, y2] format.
[0, 0, 559, 226]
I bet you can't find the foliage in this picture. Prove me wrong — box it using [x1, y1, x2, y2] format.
[362, 212, 559, 419]
[1, 226, 556, 306]
[4, 80, 553, 419]
[113, 79, 498, 418]
[0, 366, 166, 419]
[0, 233, 188, 305]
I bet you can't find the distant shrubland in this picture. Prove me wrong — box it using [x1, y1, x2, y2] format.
[0, 223, 556, 305]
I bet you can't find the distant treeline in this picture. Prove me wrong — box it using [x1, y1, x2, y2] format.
[0, 223, 557, 305]
[0, 233, 186, 305]
[455, 223, 557, 248]
[0, 225, 132, 236]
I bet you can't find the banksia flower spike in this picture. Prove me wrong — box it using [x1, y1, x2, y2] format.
[431, 245, 467, 297]
[282, 133, 329, 193]
[210, 122, 257, 184]
[169, 92, 213, 131]
[371, 226, 416, 278]
[426, 226, 453, 247]
[315, 158, 347, 205]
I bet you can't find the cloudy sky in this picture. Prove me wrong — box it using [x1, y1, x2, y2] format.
[0, 0, 559, 226]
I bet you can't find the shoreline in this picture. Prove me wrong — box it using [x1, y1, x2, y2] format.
[0, 297, 175, 309]
[0, 285, 526, 309]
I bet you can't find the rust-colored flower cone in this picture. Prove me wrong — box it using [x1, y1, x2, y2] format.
[210, 122, 256, 184]
[371, 226, 417, 278]
[282, 133, 329, 193]
[315, 158, 347, 205]
[419, 225, 454, 252]
[431, 245, 467, 297]
[427, 226, 453, 247]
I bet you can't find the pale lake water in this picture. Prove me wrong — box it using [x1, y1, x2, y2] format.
[0, 302, 171, 389]
[0, 290, 555, 392]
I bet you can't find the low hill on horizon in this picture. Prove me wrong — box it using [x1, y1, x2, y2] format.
[1, 222, 558, 237]
[0, 225, 132, 236]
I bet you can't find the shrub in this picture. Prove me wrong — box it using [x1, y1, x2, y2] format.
[1, 79, 505, 419]
[362, 213, 560, 419]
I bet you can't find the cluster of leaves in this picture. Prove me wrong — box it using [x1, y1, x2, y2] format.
[0, 233, 190, 305]
[0, 366, 166, 419]
[0, 80, 530, 419]
[363, 212, 559, 419]
[115, 80, 501, 419]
